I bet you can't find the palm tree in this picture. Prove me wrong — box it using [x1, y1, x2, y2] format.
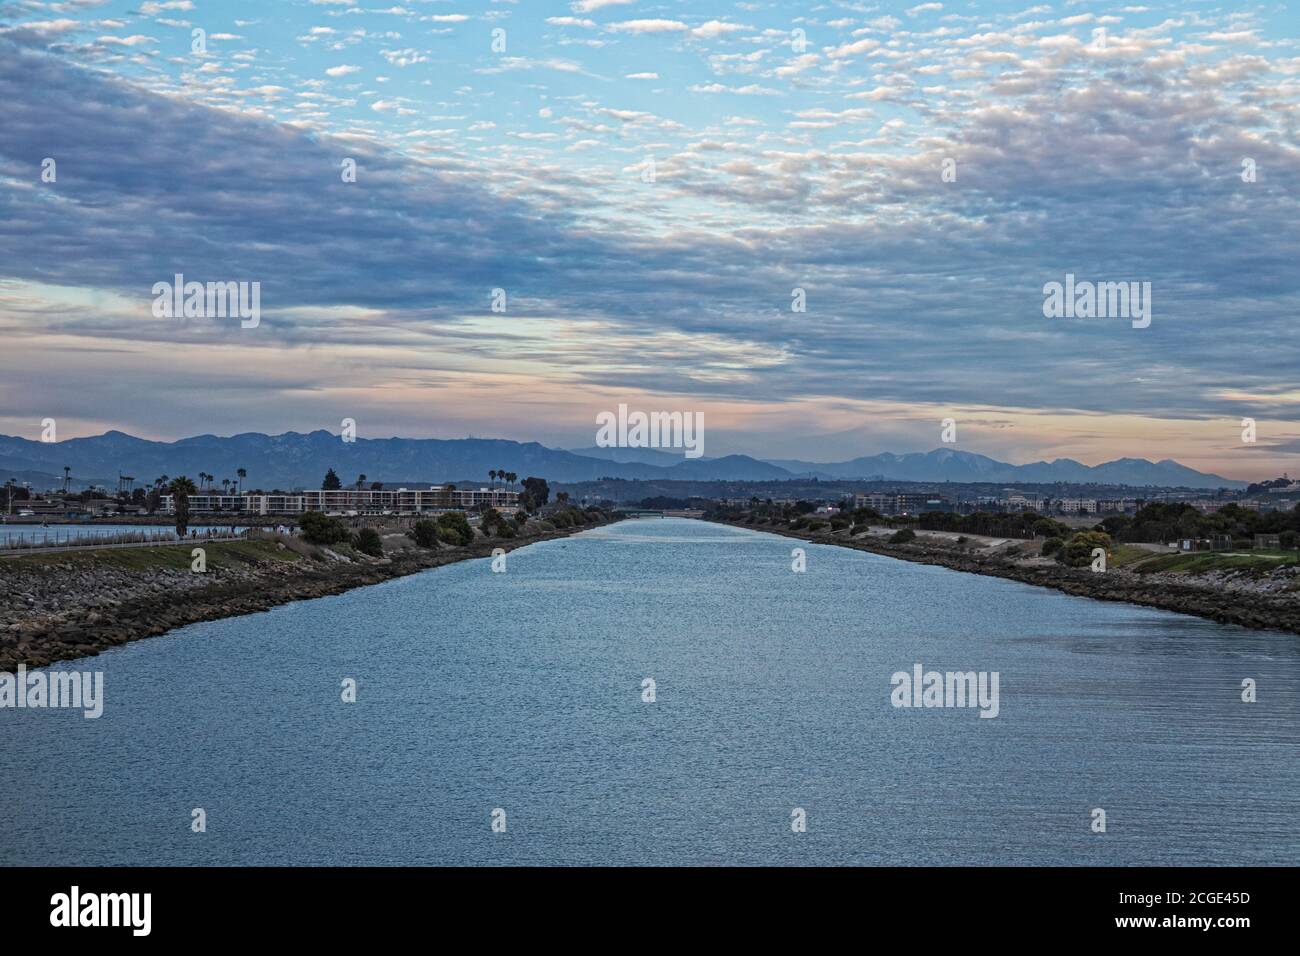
[168, 476, 198, 537]
[489, 469, 497, 489]
[506, 471, 517, 491]
[221, 478, 230, 495]
[237, 467, 246, 494]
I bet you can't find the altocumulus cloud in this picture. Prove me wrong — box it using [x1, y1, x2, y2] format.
[0, 26, 1299, 427]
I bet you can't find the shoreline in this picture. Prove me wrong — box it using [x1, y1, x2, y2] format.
[712, 518, 1300, 636]
[1, 517, 622, 673]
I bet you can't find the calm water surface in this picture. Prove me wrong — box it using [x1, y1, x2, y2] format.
[1, 519, 1296, 865]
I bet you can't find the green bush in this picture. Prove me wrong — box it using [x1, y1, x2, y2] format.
[353, 527, 383, 557]
[435, 511, 474, 547]
[890, 528, 916, 544]
[299, 510, 350, 545]
[1058, 531, 1111, 567]
[410, 519, 438, 548]
[1041, 536, 1064, 556]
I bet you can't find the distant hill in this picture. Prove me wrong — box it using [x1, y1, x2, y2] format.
[0, 432, 1246, 491]
[568, 446, 694, 467]
[763, 448, 1244, 489]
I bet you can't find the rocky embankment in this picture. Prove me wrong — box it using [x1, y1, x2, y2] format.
[1, 518, 621, 671]
[719, 520, 1300, 635]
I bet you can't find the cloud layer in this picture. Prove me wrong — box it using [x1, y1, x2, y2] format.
[0, 2, 1298, 477]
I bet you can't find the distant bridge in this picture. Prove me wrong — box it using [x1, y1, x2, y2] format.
[616, 509, 705, 519]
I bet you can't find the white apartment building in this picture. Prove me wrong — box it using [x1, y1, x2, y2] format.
[162, 485, 520, 515]
[1004, 495, 1046, 512]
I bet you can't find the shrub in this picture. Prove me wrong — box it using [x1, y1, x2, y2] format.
[410, 519, 438, 548]
[852, 507, 882, 526]
[806, 519, 827, 532]
[890, 528, 916, 544]
[435, 511, 474, 547]
[1041, 536, 1064, 556]
[1057, 530, 1111, 567]
[353, 527, 383, 557]
[300, 510, 350, 546]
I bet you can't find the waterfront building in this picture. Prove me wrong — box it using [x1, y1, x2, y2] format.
[161, 485, 520, 516]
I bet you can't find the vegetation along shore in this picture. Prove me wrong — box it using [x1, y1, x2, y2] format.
[1, 505, 620, 672]
[707, 502, 1300, 636]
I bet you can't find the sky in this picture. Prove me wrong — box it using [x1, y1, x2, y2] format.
[0, 0, 1297, 480]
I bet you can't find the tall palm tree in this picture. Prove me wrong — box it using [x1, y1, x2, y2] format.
[168, 476, 198, 537]
[221, 478, 230, 495]
[237, 467, 247, 494]
[489, 469, 497, 489]
[507, 471, 517, 491]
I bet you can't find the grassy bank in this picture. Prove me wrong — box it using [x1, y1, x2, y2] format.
[7, 539, 299, 571]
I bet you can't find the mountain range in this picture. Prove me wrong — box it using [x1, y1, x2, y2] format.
[0, 431, 1246, 490]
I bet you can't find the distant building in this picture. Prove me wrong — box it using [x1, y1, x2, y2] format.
[852, 493, 952, 515]
[1254, 533, 1282, 550]
[161, 485, 520, 516]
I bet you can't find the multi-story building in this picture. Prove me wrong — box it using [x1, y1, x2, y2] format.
[852, 493, 952, 515]
[161, 485, 520, 515]
[1005, 495, 1047, 512]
